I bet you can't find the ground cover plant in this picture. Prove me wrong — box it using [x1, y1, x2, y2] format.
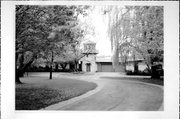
[16, 77, 97, 110]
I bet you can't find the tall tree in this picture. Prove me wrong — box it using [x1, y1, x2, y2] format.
[104, 6, 131, 71]
[129, 6, 163, 74]
[16, 5, 48, 83]
[16, 5, 90, 82]
[103, 6, 163, 75]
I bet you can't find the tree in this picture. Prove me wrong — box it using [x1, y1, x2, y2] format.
[16, 5, 48, 83]
[128, 6, 163, 76]
[103, 6, 131, 71]
[54, 43, 90, 72]
[16, 5, 91, 82]
[103, 6, 163, 77]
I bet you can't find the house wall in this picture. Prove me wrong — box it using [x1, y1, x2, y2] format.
[80, 54, 147, 73]
[126, 62, 147, 72]
[80, 54, 97, 72]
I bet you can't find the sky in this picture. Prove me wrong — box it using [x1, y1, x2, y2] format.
[79, 6, 112, 56]
[92, 7, 112, 56]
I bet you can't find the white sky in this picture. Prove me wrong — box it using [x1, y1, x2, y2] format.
[79, 6, 112, 56]
[92, 7, 112, 56]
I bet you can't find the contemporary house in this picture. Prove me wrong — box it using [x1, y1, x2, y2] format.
[80, 41, 147, 73]
[31, 40, 147, 73]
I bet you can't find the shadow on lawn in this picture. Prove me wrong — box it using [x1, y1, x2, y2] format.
[16, 77, 97, 110]
[100, 76, 164, 86]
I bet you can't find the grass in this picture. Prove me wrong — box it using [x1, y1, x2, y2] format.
[16, 77, 97, 110]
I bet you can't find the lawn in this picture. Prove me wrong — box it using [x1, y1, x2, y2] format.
[16, 76, 97, 110]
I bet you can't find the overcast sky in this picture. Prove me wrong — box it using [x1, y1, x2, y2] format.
[79, 6, 112, 56]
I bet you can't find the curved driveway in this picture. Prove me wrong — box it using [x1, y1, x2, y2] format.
[56, 73, 163, 111]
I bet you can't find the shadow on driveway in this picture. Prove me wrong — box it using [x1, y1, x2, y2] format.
[100, 76, 164, 86]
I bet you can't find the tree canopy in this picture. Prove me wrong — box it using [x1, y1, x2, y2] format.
[16, 5, 91, 82]
[104, 6, 163, 72]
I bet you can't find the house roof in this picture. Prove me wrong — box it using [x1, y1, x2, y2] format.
[96, 56, 112, 62]
[96, 54, 144, 63]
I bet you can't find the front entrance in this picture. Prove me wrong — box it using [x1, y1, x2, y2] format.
[86, 63, 91, 72]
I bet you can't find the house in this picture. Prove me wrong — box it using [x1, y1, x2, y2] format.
[80, 41, 147, 73]
[30, 40, 147, 73]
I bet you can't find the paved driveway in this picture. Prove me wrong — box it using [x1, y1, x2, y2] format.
[54, 72, 163, 111]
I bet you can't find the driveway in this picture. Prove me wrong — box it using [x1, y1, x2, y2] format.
[52, 72, 163, 111]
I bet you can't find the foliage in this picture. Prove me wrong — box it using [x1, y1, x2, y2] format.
[126, 70, 150, 76]
[129, 6, 163, 69]
[16, 5, 91, 82]
[104, 6, 163, 73]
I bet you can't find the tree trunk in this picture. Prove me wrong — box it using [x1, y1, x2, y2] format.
[16, 53, 35, 84]
[74, 60, 78, 72]
[16, 51, 23, 83]
[16, 76, 22, 84]
[18, 53, 25, 77]
[16, 69, 22, 84]
[49, 51, 54, 80]
[124, 55, 127, 72]
[112, 37, 119, 72]
[49, 65, 52, 79]
[133, 52, 139, 73]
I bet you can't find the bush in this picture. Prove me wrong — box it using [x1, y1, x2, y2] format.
[25, 66, 72, 72]
[126, 70, 150, 76]
[151, 64, 164, 78]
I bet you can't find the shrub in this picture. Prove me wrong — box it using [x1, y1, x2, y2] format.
[126, 70, 150, 76]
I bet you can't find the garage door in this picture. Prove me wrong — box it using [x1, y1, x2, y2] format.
[97, 62, 114, 72]
[97, 62, 125, 72]
[101, 64, 113, 72]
